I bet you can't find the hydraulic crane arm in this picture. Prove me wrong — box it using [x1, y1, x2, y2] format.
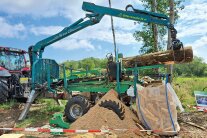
[82, 2, 169, 26]
[82, 2, 182, 50]
[32, 14, 104, 56]
[31, 2, 182, 59]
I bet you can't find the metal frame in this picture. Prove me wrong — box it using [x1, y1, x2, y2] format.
[30, 2, 177, 95]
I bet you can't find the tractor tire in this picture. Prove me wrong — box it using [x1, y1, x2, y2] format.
[0, 80, 9, 104]
[99, 100, 125, 120]
[65, 95, 90, 122]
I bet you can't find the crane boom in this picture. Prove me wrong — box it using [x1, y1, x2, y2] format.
[82, 2, 169, 26]
[32, 15, 103, 55]
[31, 2, 181, 58]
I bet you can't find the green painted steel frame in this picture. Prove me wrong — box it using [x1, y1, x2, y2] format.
[82, 2, 169, 26]
[67, 81, 133, 94]
[33, 59, 59, 85]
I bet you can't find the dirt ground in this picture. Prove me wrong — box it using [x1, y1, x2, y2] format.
[0, 102, 206, 138]
[0, 104, 22, 128]
[178, 112, 207, 138]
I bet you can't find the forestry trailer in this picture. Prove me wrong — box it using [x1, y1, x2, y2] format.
[17, 2, 186, 121]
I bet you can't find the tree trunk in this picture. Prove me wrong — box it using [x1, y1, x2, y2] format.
[122, 46, 193, 68]
[152, 0, 158, 52]
[167, 0, 175, 82]
[167, 0, 175, 50]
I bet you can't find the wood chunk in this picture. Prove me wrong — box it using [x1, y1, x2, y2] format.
[122, 46, 193, 67]
[136, 84, 180, 135]
[0, 134, 24, 138]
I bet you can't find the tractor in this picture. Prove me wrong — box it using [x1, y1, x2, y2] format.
[0, 46, 30, 103]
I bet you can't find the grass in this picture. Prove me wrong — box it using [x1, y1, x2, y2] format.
[172, 77, 207, 111]
[16, 98, 67, 128]
[0, 99, 17, 110]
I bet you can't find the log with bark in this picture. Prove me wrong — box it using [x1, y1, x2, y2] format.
[122, 46, 193, 68]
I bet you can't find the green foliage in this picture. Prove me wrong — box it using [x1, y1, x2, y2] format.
[134, 25, 165, 53]
[64, 60, 79, 70]
[174, 56, 207, 77]
[63, 57, 107, 70]
[59, 57, 107, 78]
[81, 58, 95, 70]
[138, 67, 166, 77]
[134, 0, 185, 54]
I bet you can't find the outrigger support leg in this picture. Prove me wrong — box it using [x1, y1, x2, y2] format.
[18, 90, 40, 121]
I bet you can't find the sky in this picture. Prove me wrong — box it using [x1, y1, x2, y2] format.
[0, 0, 206, 63]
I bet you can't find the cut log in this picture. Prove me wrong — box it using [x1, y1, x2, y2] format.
[122, 46, 193, 68]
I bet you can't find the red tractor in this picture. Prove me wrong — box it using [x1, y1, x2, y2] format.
[0, 46, 30, 103]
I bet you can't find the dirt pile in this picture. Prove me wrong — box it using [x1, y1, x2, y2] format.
[70, 89, 141, 137]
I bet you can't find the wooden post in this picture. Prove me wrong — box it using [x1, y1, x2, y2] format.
[152, 0, 158, 52]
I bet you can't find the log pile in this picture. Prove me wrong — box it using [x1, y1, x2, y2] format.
[122, 46, 193, 68]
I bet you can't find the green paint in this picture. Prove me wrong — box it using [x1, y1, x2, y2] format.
[67, 81, 132, 93]
[194, 91, 207, 95]
[49, 113, 70, 129]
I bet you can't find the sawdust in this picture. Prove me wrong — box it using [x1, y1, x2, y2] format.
[70, 89, 141, 137]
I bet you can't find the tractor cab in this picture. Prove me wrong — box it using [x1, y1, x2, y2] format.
[0, 47, 30, 104]
[0, 47, 29, 74]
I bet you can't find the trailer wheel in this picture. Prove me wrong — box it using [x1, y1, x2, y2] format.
[99, 100, 125, 120]
[65, 96, 90, 122]
[0, 80, 9, 104]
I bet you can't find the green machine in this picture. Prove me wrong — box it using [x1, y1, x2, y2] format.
[18, 2, 183, 121]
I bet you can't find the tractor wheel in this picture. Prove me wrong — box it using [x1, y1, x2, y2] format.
[65, 95, 90, 122]
[0, 80, 9, 104]
[99, 100, 125, 120]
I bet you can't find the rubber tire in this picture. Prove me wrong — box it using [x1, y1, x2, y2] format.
[65, 95, 90, 122]
[0, 80, 9, 104]
[99, 100, 125, 120]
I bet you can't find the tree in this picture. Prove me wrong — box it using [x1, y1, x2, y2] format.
[81, 58, 95, 70]
[167, 0, 175, 82]
[62, 57, 107, 71]
[152, 0, 158, 52]
[174, 56, 207, 77]
[64, 60, 79, 69]
[133, 0, 184, 54]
